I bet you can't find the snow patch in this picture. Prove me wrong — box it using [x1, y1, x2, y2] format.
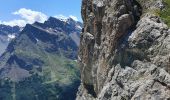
[54, 14, 79, 22]
[35, 38, 39, 42]
[7, 34, 16, 41]
[76, 25, 82, 29]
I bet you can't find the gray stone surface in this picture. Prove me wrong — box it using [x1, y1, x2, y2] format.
[77, 0, 170, 100]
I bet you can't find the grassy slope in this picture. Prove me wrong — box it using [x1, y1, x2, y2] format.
[160, 0, 170, 27]
[0, 30, 80, 100]
[0, 50, 80, 100]
[137, 0, 170, 27]
[15, 44, 79, 100]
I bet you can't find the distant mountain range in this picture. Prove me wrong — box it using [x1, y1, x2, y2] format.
[0, 17, 82, 100]
[0, 25, 21, 55]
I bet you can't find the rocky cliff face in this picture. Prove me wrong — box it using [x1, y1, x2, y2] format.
[77, 0, 170, 99]
[0, 25, 21, 55]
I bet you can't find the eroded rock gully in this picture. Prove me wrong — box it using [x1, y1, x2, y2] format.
[77, 0, 170, 100]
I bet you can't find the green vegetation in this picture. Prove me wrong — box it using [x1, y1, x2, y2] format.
[0, 31, 80, 100]
[11, 47, 80, 100]
[0, 51, 80, 100]
[159, 0, 170, 26]
[0, 14, 81, 100]
[15, 43, 80, 85]
[0, 74, 80, 100]
[137, 0, 170, 27]
[144, 0, 170, 27]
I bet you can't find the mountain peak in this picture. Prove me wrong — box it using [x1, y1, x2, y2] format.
[0, 24, 21, 56]
[53, 16, 79, 23]
[0, 14, 81, 99]
[48, 16, 59, 21]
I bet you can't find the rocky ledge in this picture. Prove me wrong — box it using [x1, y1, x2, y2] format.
[77, 0, 170, 99]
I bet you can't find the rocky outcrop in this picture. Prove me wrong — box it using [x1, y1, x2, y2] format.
[77, 0, 170, 99]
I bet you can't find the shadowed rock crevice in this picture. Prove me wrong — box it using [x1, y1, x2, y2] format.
[77, 0, 170, 100]
[78, 0, 143, 98]
[84, 84, 97, 98]
[111, 0, 143, 67]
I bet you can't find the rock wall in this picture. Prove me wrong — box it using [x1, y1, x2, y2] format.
[77, 0, 170, 100]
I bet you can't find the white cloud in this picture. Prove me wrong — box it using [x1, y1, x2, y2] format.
[0, 20, 26, 27]
[0, 9, 80, 27]
[13, 8, 48, 24]
[54, 14, 79, 21]
[0, 8, 48, 27]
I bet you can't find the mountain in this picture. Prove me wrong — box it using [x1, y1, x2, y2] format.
[34, 17, 82, 46]
[77, 0, 170, 100]
[0, 17, 82, 100]
[0, 25, 21, 55]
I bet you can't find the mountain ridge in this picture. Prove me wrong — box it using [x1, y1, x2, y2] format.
[0, 16, 82, 100]
[0, 25, 21, 56]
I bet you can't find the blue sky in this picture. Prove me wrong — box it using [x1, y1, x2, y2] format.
[0, 0, 82, 26]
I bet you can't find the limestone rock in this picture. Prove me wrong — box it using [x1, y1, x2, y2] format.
[77, 0, 170, 100]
